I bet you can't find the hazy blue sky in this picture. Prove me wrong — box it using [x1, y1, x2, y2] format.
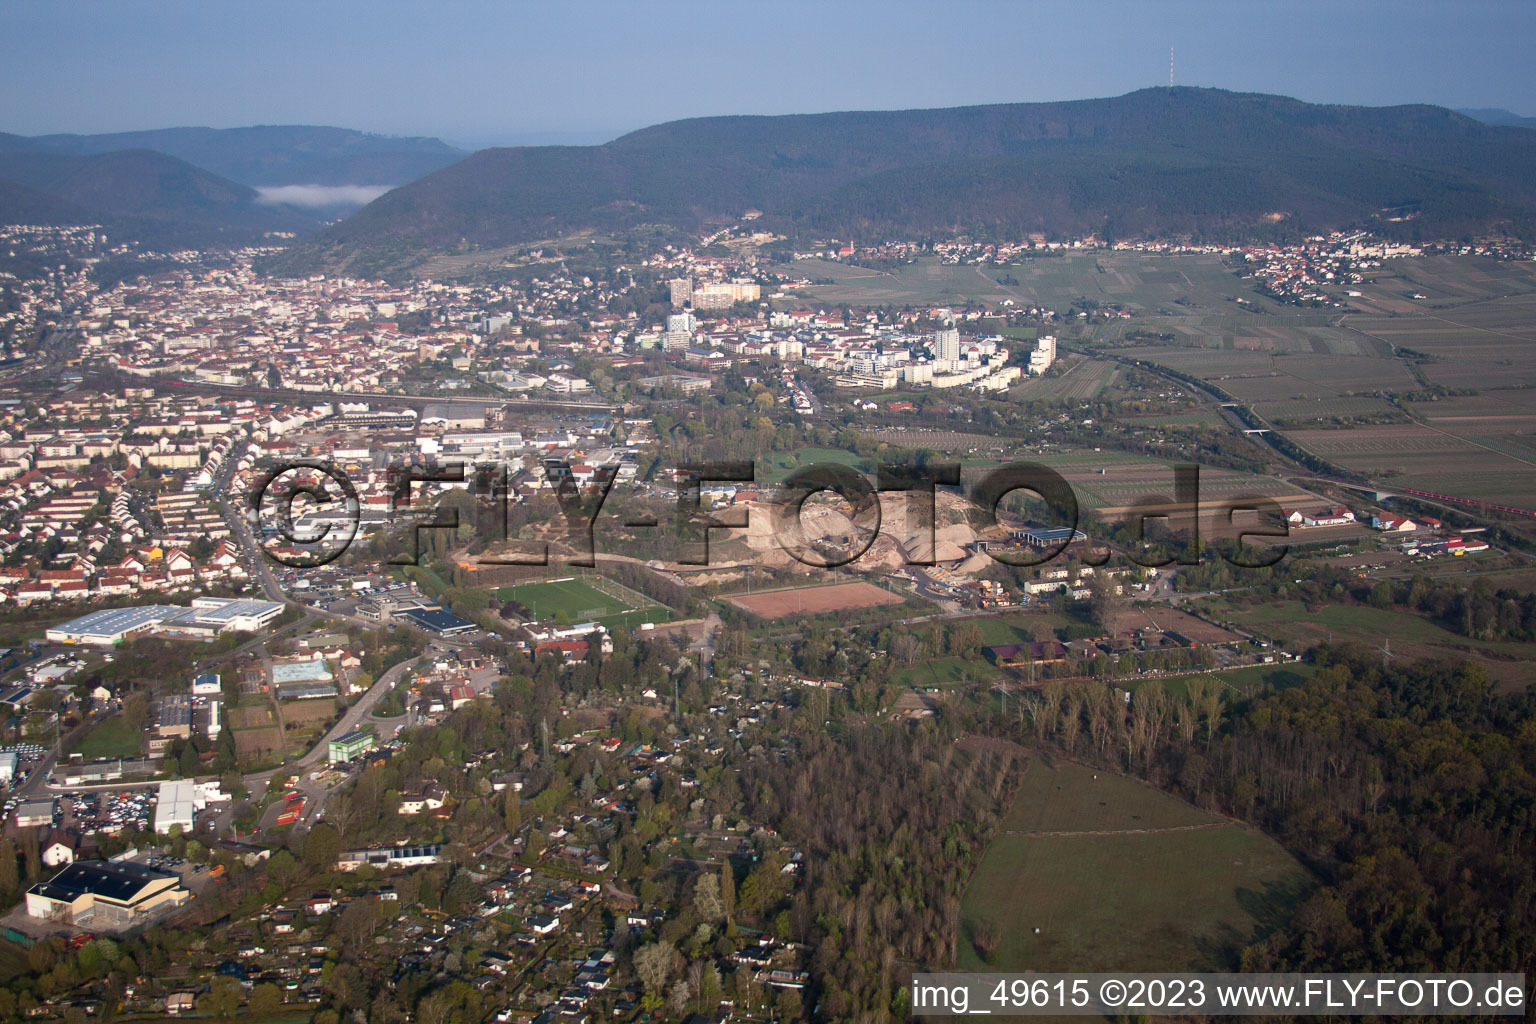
[4, 0, 1533, 146]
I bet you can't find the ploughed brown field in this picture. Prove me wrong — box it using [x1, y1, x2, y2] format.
[725, 581, 903, 619]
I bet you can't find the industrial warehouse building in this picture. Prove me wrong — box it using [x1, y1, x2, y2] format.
[45, 597, 284, 645]
[154, 779, 197, 835]
[43, 605, 184, 645]
[26, 861, 188, 929]
[181, 596, 284, 633]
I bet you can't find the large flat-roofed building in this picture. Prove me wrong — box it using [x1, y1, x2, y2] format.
[398, 606, 477, 637]
[275, 681, 339, 701]
[154, 779, 196, 835]
[337, 844, 443, 871]
[271, 661, 332, 685]
[45, 598, 285, 646]
[45, 606, 184, 645]
[678, 279, 760, 309]
[57, 759, 157, 787]
[328, 728, 376, 764]
[1013, 526, 1088, 550]
[271, 660, 338, 701]
[636, 373, 712, 395]
[186, 597, 283, 633]
[26, 861, 188, 929]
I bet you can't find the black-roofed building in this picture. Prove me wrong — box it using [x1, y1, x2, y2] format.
[25, 860, 188, 929]
[398, 606, 477, 636]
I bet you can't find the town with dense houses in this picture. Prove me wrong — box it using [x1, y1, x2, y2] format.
[0, 206, 1529, 1023]
[6, 8, 1536, 1019]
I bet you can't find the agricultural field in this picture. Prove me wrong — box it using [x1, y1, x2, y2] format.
[1023, 449, 1322, 520]
[234, 727, 283, 756]
[1001, 252, 1293, 315]
[777, 253, 1293, 313]
[1285, 423, 1536, 510]
[228, 705, 279, 730]
[279, 700, 337, 726]
[496, 576, 672, 629]
[1201, 598, 1534, 689]
[775, 257, 1030, 306]
[960, 760, 1312, 971]
[723, 580, 903, 619]
[1126, 663, 1318, 700]
[1099, 314, 1378, 356]
[1106, 606, 1241, 646]
[74, 716, 142, 759]
[1253, 396, 1404, 426]
[1347, 295, 1536, 391]
[1410, 391, 1536, 436]
[1007, 357, 1119, 402]
[1343, 253, 1536, 314]
[1113, 345, 1420, 407]
[980, 318, 1038, 341]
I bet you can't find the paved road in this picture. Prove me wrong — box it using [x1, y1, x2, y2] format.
[692, 611, 722, 675]
[244, 655, 416, 785]
[239, 655, 417, 835]
[908, 566, 962, 612]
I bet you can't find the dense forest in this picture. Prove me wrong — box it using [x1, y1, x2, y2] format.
[989, 648, 1536, 978]
[0, 603, 1529, 1023]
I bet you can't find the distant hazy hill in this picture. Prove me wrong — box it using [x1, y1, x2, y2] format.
[1458, 108, 1536, 130]
[277, 88, 1536, 274]
[0, 125, 465, 187]
[0, 148, 318, 245]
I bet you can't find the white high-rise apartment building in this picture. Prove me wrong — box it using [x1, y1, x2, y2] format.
[935, 326, 960, 363]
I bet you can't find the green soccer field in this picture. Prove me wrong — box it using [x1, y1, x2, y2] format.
[495, 578, 673, 629]
[497, 579, 629, 619]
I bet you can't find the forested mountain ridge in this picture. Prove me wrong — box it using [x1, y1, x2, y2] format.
[273, 87, 1536, 274]
[0, 148, 319, 247]
[0, 125, 464, 187]
[0, 125, 467, 248]
[1458, 108, 1536, 130]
